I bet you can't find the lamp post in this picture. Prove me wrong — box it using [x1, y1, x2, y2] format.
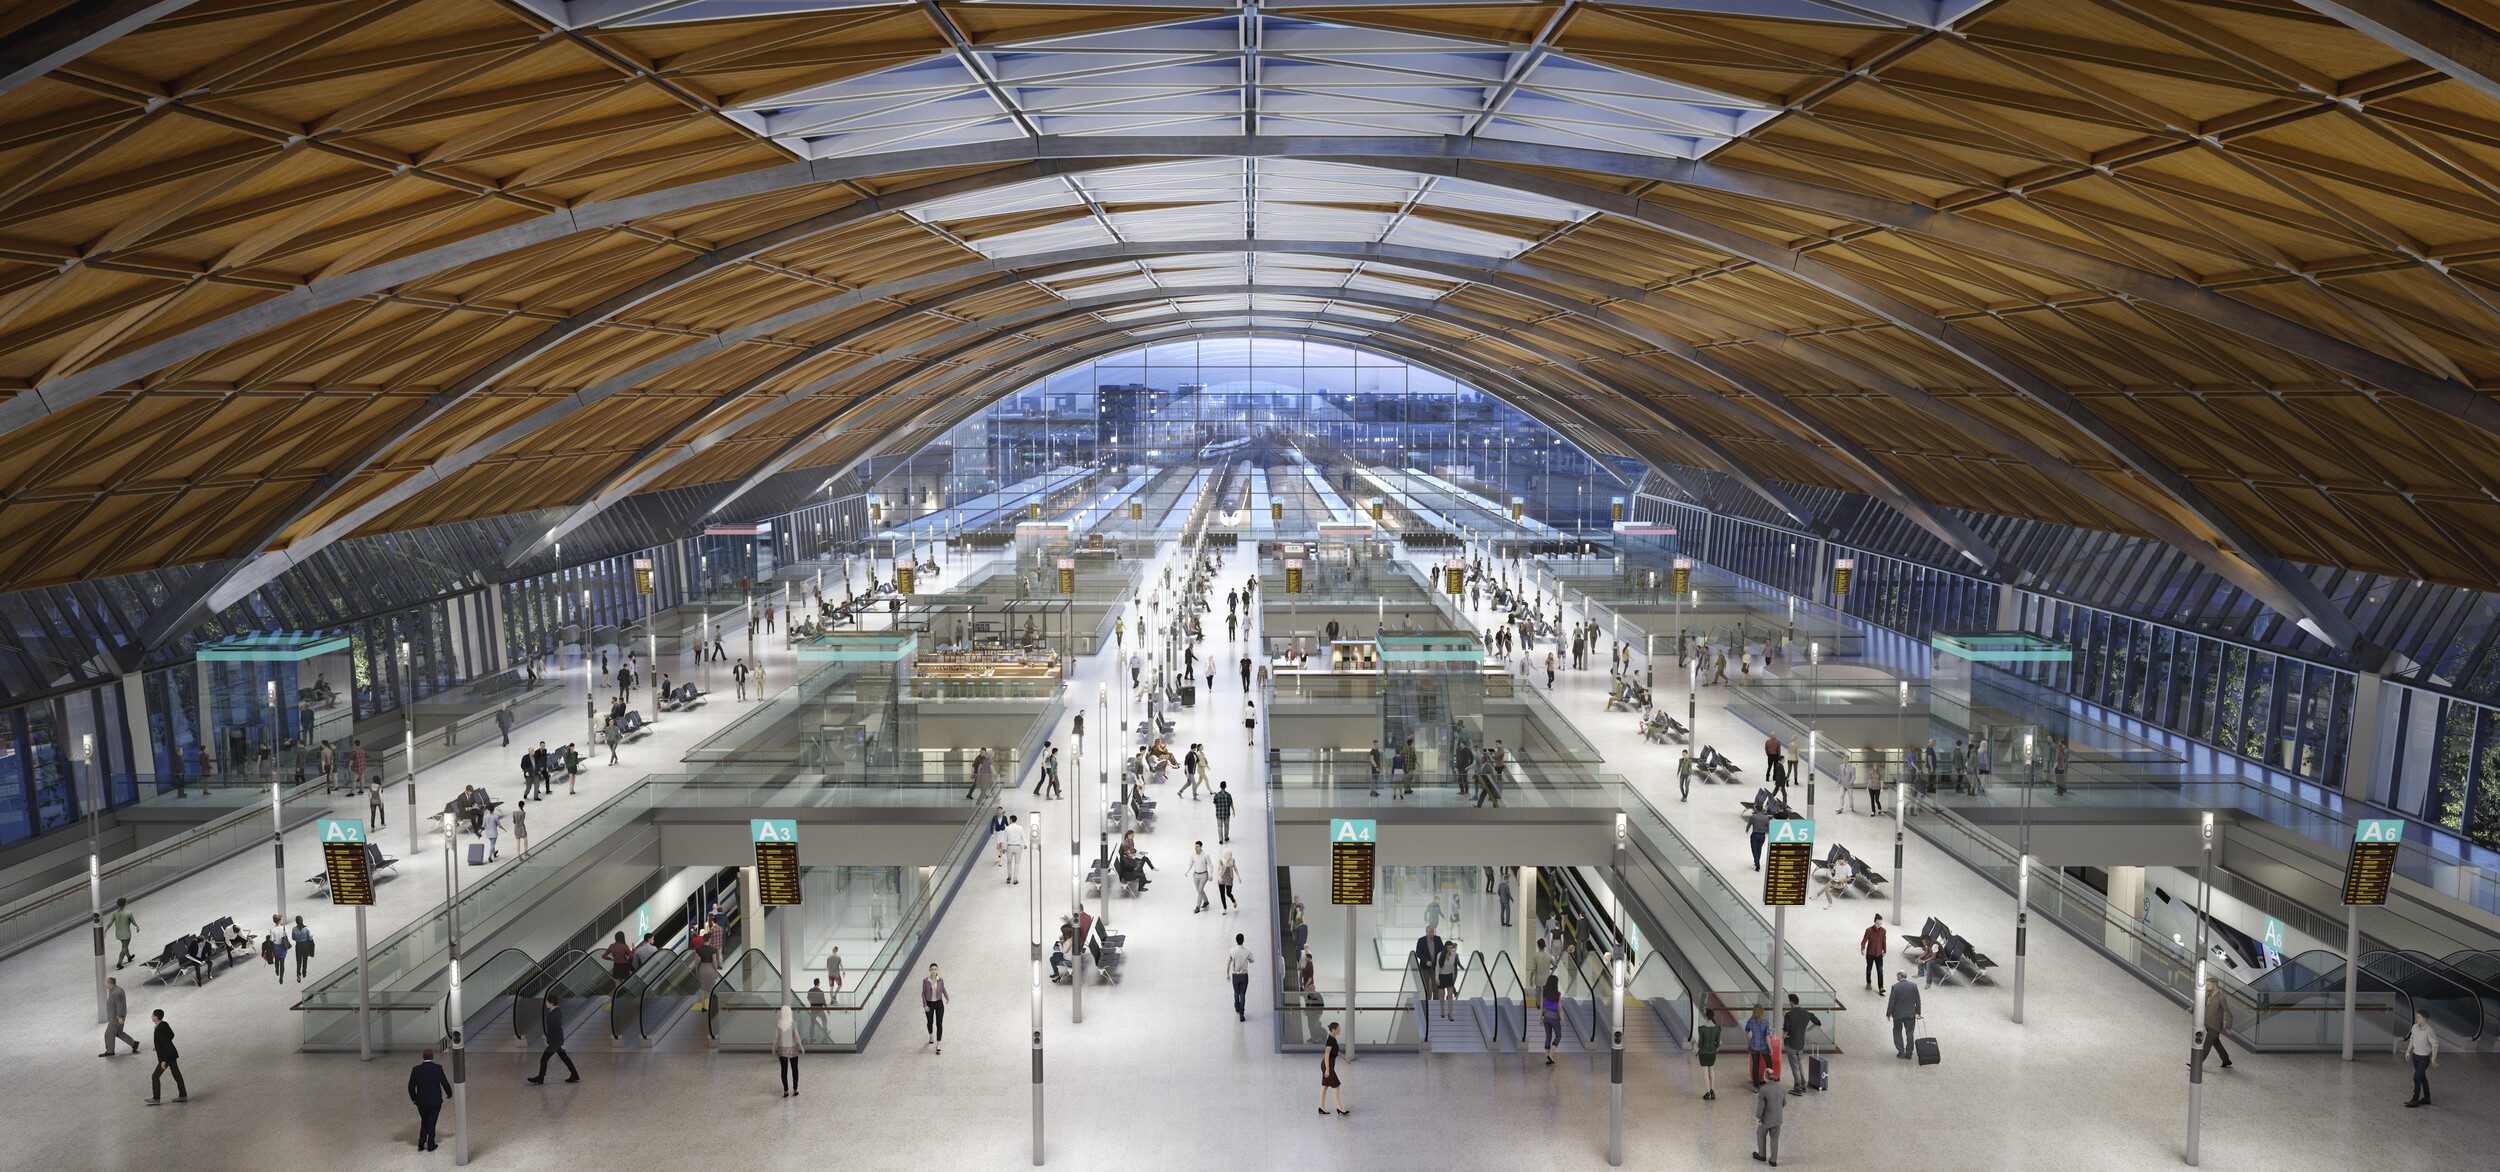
[403, 641, 420, 857]
[85, 733, 106, 1024]
[440, 811, 472, 1166]
[270, 685, 288, 929]
[2187, 810, 2214, 1166]
[2014, 730, 2034, 1024]
[1066, 683, 1084, 1023]
[1806, 641, 1821, 818]
[583, 588, 596, 744]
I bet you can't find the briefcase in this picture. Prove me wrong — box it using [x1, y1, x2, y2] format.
[1915, 1037, 1940, 1066]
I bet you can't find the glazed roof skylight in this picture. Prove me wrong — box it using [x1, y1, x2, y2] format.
[711, 10, 1782, 161]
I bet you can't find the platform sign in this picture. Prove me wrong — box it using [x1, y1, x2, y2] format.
[896, 564, 915, 595]
[1762, 818, 1815, 906]
[2260, 916, 2286, 961]
[1444, 566, 1463, 595]
[632, 557, 654, 596]
[1029, 501, 1043, 519]
[752, 819, 801, 906]
[1369, 498, 1385, 521]
[1832, 558, 1855, 597]
[1284, 558, 1303, 595]
[1329, 819, 1377, 905]
[1672, 557, 1692, 596]
[2343, 818, 2402, 905]
[1130, 501, 1143, 520]
[1610, 496, 1624, 521]
[869, 500, 882, 521]
[318, 819, 373, 906]
[1271, 501, 1284, 521]
[1056, 557, 1075, 595]
[1509, 497, 1523, 521]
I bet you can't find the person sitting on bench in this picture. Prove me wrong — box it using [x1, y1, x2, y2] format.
[182, 935, 216, 986]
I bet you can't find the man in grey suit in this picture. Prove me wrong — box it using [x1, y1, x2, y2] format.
[1887, 970, 1923, 1059]
[527, 996, 579, 1084]
[1754, 1075, 1784, 1165]
[99, 976, 139, 1056]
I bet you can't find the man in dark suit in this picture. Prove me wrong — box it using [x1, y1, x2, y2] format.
[409, 1049, 452, 1151]
[146, 1010, 186, 1104]
[527, 996, 579, 1084]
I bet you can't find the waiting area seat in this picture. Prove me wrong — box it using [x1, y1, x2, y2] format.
[657, 683, 705, 711]
[617, 709, 652, 741]
[1903, 916, 1998, 985]
[1811, 844, 1887, 898]
[145, 917, 256, 986]
[1693, 745, 1742, 783]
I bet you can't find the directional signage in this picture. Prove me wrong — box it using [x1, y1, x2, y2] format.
[1284, 558, 1303, 595]
[1672, 557, 1692, 596]
[896, 564, 915, 595]
[1444, 566, 1463, 595]
[632, 557, 654, 596]
[1329, 819, 1376, 905]
[1610, 496, 1624, 521]
[1056, 557, 1075, 595]
[1130, 501, 1143, 520]
[318, 818, 373, 906]
[1029, 501, 1043, 519]
[752, 818, 801, 906]
[1509, 497, 1523, 521]
[1762, 818, 1815, 906]
[1832, 558, 1855, 596]
[2343, 818, 2402, 906]
[2260, 915, 2286, 959]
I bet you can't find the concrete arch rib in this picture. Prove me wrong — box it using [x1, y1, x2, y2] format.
[12, 136, 2483, 453]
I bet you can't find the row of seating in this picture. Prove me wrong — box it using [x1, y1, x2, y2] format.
[616, 709, 651, 742]
[1903, 915, 1998, 985]
[1639, 709, 1688, 744]
[1691, 745, 1744, 783]
[1812, 843, 1889, 898]
[657, 683, 705, 711]
[143, 917, 257, 986]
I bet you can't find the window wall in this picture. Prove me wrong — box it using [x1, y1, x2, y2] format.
[916, 337, 1618, 531]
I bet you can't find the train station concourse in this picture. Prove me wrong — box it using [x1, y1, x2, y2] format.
[9, 1, 2500, 1168]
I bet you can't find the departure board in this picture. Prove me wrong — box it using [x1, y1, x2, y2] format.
[1672, 559, 1691, 596]
[1330, 819, 1376, 906]
[2343, 818, 2402, 905]
[1445, 566, 1463, 595]
[752, 819, 801, 906]
[896, 565, 915, 595]
[1284, 559, 1303, 595]
[1762, 819, 1815, 906]
[1832, 558, 1855, 596]
[1057, 558, 1075, 595]
[318, 819, 373, 906]
[1131, 501, 1143, 520]
[1271, 502, 1283, 521]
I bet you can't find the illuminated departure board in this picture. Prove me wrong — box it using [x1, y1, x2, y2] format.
[1329, 819, 1376, 906]
[2343, 818, 2402, 906]
[752, 819, 801, 907]
[1762, 819, 1815, 907]
[1285, 559, 1303, 595]
[318, 819, 373, 906]
[1445, 566, 1463, 595]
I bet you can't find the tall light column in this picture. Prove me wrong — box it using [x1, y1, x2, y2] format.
[403, 641, 420, 857]
[1030, 811, 1046, 1165]
[441, 812, 471, 1165]
[2186, 810, 2214, 1166]
[85, 734, 106, 1023]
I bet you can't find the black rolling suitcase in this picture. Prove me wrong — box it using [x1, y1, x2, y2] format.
[467, 842, 487, 867]
[1915, 1037, 1940, 1066]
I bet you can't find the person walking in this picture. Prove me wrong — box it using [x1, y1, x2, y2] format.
[563, 742, 581, 794]
[733, 659, 749, 701]
[1764, 734, 1782, 782]
[1753, 1074, 1785, 1166]
[1212, 781, 1235, 844]
[921, 963, 949, 1054]
[603, 717, 621, 765]
[481, 806, 502, 862]
[318, 739, 338, 794]
[1002, 815, 1027, 884]
[1539, 974, 1563, 1065]
[1227, 932, 1254, 1021]
[511, 801, 528, 855]
[108, 898, 138, 969]
[145, 1010, 185, 1104]
[1868, 749, 1888, 815]
[1695, 1013, 1722, 1100]
[2401, 1008, 2438, 1106]
[1782, 994, 1820, 1095]
[1319, 1021, 1347, 1115]
[1887, 971, 1922, 1059]
[1368, 740, 1383, 797]
[267, 915, 291, 984]
[100, 976, 140, 1057]
[2200, 976, 2236, 1070]
[1217, 848, 1239, 913]
[1244, 698, 1257, 743]
[1860, 915, 1887, 991]
[967, 747, 996, 801]
[348, 739, 368, 795]
[1497, 872, 1514, 927]
[1678, 749, 1694, 802]
[1035, 743, 1059, 798]
[408, 1049, 451, 1151]
[495, 704, 512, 747]
[1747, 804, 1771, 871]
[1238, 654, 1252, 691]
[368, 778, 385, 828]
[1744, 1004, 1772, 1088]
[1189, 842, 1213, 913]
[527, 995, 580, 1083]
[773, 1006, 804, 1097]
[291, 916, 314, 981]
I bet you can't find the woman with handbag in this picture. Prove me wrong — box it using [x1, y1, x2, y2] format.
[772, 1006, 804, 1097]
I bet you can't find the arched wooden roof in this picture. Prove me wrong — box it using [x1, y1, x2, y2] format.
[4, 0, 2499, 651]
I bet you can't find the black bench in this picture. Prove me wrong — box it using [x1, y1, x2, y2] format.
[617, 709, 652, 741]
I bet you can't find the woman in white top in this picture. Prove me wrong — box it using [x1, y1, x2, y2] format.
[772, 1006, 804, 1097]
